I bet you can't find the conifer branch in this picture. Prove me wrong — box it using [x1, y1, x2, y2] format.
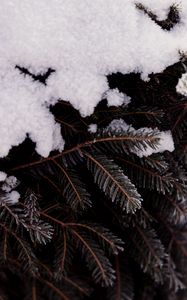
[38, 278, 71, 300]
[116, 156, 175, 194]
[85, 152, 142, 213]
[10, 128, 160, 172]
[52, 159, 92, 211]
[71, 229, 116, 287]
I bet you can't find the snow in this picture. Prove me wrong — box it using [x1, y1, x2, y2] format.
[2, 176, 19, 192]
[88, 124, 98, 134]
[176, 72, 187, 96]
[0, 172, 7, 182]
[108, 119, 174, 157]
[108, 119, 130, 132]
[0, 174, 20, 205]
[0, 0, 187, 157]
[136, 0, 179, 21]
[6, 191, 20, 205]
[1, 191, 20, 205]
[137, 131, 174, 157]
[0, 69, 64, 158]
[106, 89, 131, 107]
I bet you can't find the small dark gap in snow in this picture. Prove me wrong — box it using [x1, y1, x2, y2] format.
[15, 66, 55, 85]
[136, 3, 180, 31]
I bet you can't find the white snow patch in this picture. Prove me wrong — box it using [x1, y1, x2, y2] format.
[0, 0, 187, 157]
[176, 72, 187, 96]
[2, 191, 20, 205]
[137, 130, 175, 157]
[0, 172, 7, 182]
[106, 89, 131, 107]
[0, 174, 20, 205]
[108, 119, 131, 132]
[137, 0, 179, 21]
[107, 119, 175, 157]
[88, 124, 98, 133]
[2, 176, 19, 192]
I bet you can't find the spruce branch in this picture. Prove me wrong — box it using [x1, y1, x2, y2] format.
[116, 156, 175, 194]
[126, 224, 166, 282]
[65, 222, 124, 255]
[52, 159, 92, 212]
[9, 127, 160, 172]
[71, 229, 116, 287]
[107, 257, 134, 300]
[85, 152, 142, 213]
[0, 222, 39, 276]
[54, 230, 75, 278]
[94, 126, 161, 155]
[39, 278, 71, 300]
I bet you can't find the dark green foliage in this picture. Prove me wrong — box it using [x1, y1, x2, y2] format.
[0, 55, 186, 300]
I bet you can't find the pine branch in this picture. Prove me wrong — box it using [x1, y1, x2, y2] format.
[71, 229, 116, 287]
[39, 278, 71, 300]
[60, 276, 91, 298]
[150, 193, 187, 225]
[0, 222, 39, 276]
[164, 256, 185, 292]
[0, 229, 9, 262]
[126, 224, 166, 282]
[158, 217, 187, 259]
[66, 222, 124, 255]
[40, 211, 122, 287]
[24, 190, 54, 244]
[52, 160, 92, 212]
[24, 189, 40, 224]
[116, 156, 175, 195]
[139, 155, 169, 172]
[107, 257, 134, 300]
[10, 127, 160, 172]
[0, 192, 54, 245]
[94, 126, 161, 155]
[171, 101, 187, 143]
[85, 152, 142, 213]
[40, 260, 91, 298]
[1, 60, 186, 299]
[89, 106, 164, 125]
[54, 230, 75, 278]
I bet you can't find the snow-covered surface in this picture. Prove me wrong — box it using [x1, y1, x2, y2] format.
[108, 119, 130, 132]
[108, 119, 174, 157]
[106, 89, 131, 107]
[3, 191, 20, 205]
[137, 131, 174, 157]
[2, 176, 19, 192]
[176, 72, 187, 96]
[0, 174, 20, 205]
[0, 0, 187, 157]
[0, 172, 7, 182]
[88, 124, 98, 134]
[137, 0, 180, 21]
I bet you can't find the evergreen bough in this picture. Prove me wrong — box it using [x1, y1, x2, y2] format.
[0, 59, 186, 299]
